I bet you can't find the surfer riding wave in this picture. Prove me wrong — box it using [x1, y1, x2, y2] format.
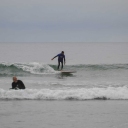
[51, 51, 66, 70]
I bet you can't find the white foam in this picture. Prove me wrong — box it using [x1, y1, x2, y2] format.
[0, 87, 128, 100]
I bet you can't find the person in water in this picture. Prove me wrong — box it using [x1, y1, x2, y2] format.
[10, 76, 26, 90]
[51, 51, 66, 70]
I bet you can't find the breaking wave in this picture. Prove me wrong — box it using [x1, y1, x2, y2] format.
[0, 87, 128, 100]
[0, 62, 56, 76]
[0, 62, 128, 76]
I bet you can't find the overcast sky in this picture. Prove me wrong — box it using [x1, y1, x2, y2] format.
[0, 0, 128, 42]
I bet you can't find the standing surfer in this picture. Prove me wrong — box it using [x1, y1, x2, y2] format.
[51, 51, 66, 70]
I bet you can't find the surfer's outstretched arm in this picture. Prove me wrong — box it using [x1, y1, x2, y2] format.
[51, 55, 58, 60]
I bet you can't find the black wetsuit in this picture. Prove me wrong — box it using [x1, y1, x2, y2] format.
[11, 80, 25, 90]
[53, 53, 65, 70]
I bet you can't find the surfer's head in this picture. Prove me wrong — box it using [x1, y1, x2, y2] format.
[13, 76, 17, 83]
[61, 51, 64, 54]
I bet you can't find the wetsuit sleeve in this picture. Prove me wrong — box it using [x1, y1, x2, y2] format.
[11, 82, 16, 89]
[53, 54, 58, 59]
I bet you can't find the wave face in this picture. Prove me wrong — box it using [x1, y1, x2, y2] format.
[0, 62, 55, 76]
[72, 64, 128, 70]
[0, 87, 128, 100]
[0, 62, 128, 76]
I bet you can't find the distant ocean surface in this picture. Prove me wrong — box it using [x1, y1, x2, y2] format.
[0, 42, 128, 100]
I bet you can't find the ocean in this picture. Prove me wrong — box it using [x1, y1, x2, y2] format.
[0, 42, 128, 128]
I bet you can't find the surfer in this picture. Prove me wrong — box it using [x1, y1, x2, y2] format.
[51, 51, 66, 70]
[10, 76, 26, 90]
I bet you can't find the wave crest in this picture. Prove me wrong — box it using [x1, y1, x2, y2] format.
[0, 87, 128, 100]
[0, 62, 55, 76]
[0, 62, 128, 76]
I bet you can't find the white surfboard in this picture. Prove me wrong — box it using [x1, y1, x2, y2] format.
[60, 71, 76, 74]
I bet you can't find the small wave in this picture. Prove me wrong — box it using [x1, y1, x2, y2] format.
[50, 63, 128, 71]
[72, 64, 128, 70]
[0, 87, 128, 100]
[0, 62, 56, 76]
[0, 62, 128, 77]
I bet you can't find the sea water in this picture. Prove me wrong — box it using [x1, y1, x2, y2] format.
[0, 42, 128, 100]
[0, 42, 128, 128]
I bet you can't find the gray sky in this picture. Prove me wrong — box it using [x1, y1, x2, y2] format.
[0, 0, 128, 42]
